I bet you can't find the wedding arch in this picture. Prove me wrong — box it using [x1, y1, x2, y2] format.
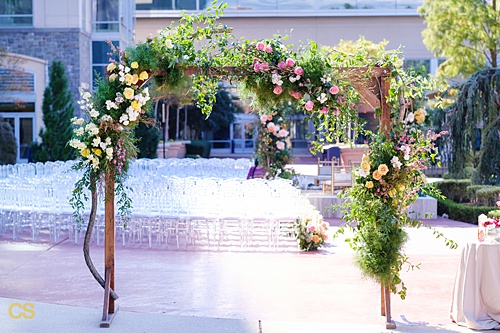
[67, 2, 450, 329]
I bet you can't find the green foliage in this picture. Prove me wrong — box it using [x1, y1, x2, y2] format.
[419, 0, 500, 80]
[31, 60, 74, 162]
[488, 210, 500, 219]
[446, 69, 500, 184]
[134, 122, 160, 159]
[0, 117, 17, 164]
[434, 179, 472, 203]
[466, 185, 488, 203]
[185, 140, 211, 158]
[437, 197, 497, 224]
[476, 187, 500, 207]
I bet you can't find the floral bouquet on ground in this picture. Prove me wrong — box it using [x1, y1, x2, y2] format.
[295, 217, 329, 251]
[478, 201, 500, 242]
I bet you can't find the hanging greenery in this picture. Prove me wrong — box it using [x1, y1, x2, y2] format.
[447, 69, 500, 184]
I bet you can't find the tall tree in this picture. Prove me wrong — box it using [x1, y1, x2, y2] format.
[419, 0, 500, 81]
[31, 60, 75, 162]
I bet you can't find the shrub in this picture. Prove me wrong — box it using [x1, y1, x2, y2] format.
[488, 210, 500, 219]
[0, 117, 17, 164]
[466, 185, 489, 203]
[437, 197, 496, 224]
[434, 179, 472, 203]
[476, 186, 500, 206]
[185, 140, 211, 158]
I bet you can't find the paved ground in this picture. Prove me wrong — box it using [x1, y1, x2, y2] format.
[0, 217, 477, 333]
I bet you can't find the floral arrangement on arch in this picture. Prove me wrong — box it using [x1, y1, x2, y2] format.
[69, 42, 153, 222]
[256, 109, 292, 179]
[233, 38, 363, 148]
[338, 108, 455, 299]
[295, 217, 329, 251]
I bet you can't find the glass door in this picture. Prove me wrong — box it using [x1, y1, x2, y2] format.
[1, 114, 34, 163]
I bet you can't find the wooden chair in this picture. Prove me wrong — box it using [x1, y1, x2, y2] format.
[314, 157, 337, 186]
[322, 165, 354, 195]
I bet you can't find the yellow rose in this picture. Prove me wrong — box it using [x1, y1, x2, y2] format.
[139, 71, 149, 81]
[388, 188, 396, 197]
[106, 63, 116, 72]
[130, 100, 140, 111]
[125, 73, 133, 85]
[130, 61, 139, 69]
[365, 181, 374, 189]
[123, 87, 134, 99]
[131, 74, 139, 85]
[361, 154, 370, 164]
[373, 170, 382, 181]
[92, 148, 102, 157]
[377, 164, 389, 176]
[109, 73, 117, 81]
[361, 161, 370, 172]
[81, 148, 90, 157]
[396, 184, 405, 191]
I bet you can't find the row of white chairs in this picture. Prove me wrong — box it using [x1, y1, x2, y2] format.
[0, 159, 322, 250]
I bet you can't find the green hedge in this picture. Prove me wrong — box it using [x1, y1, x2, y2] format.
[437, 197, 497, 224]
[434, 179, 472, 203]
[185, 140, 211, 158]
[476, 186, 500, 206]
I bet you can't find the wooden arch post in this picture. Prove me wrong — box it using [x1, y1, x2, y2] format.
[100, 171, 116, 327]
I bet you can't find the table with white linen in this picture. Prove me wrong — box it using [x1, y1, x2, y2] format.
[450, 242, 500, 330]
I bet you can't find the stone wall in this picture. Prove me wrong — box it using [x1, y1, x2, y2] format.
[0, 28, 92, 114]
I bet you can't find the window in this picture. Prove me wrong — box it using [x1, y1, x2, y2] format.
[0, 102, 35, 162]
[93, 0, 119, 32]
[0, 0, 32, 27]
[92, 40, 119, 87]
[136, 0, 208, 10]
[403, 59, 430, 73]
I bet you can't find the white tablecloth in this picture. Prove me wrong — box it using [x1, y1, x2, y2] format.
[450, 242, 500, 329]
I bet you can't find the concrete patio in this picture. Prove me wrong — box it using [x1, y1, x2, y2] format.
[0, 217, 477, 332]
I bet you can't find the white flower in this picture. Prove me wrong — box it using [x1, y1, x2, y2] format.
[92, 137, 101, 147]
[260, 115, 268, 124]
[320, 76, 331, 83]
[400, 145, 411, 160]
[127, 106, 139, 122]
[106, 147, 113, 160]
[276, 141, 285, 150]
[405, 112, 415, 124]
[101, 115, 112, 122]
[99, 141, 108, 150]
[119, 114, 129, 125]
[357, 168, 370, 177]
[391, 156, 402, 170]
[82, 91, 91, 100]
[105, 100, 118, 110]
[89, 109, 99, 118]
[271, 73, 283, 86]
[85, 123, 99, 136]
[105, 137, 111, 145]
[74, 128, 84, 136]
[71, 117, 85, 125]
[165, 39, 173, 49]
[124, 66, 130, 73]
[69, 139, 84, 150]
[317, 93, 327, 104]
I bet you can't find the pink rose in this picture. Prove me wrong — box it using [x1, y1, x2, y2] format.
[329, 85, 339, 94]
[305, 100, 314, 111]
[320, 106, 328, 114]
[332, 107, 340, 116]
[276, 141, 285, 150]
[294, 67, 304, 76]
[278, 61, 286, 69]
[289, 90, 302, 99]
[497, 201, 500, 209]
[253, 62, 261, 72]
[260, 62, 269, 71]
[285, 58, 295, 67]
[256, 42, 265, 51]
[308, 226, 315, 232]
[265, 45, 273, 53]
[273, 85, 283, 95]
[260, 115, 268, 124]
